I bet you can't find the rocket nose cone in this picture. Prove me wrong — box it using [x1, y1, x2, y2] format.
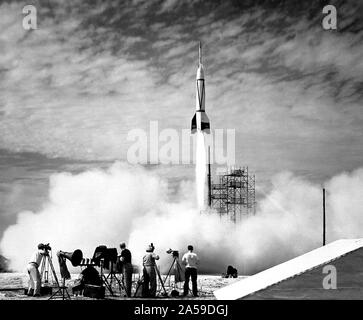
[197, 65, 204, 79]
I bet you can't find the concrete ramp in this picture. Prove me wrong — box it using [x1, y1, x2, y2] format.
[214, 239, 363, 300]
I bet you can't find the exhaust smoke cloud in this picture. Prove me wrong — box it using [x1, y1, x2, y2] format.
[1, 163, 363, 275]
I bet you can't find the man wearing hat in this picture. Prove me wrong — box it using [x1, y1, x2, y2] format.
[26, 243, 47, 297]
[142, 243, 159, 297]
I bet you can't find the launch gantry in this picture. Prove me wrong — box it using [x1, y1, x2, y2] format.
[209, 167, 256, 223]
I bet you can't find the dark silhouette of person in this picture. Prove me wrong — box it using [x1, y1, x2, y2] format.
[72, 265, 101, 295]
[119, 242, 133, 297]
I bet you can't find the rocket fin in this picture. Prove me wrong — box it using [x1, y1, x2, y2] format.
[191, 113, 197, 134]
[201, 112, 210, 133]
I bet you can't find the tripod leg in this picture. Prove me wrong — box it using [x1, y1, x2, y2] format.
[47, 256, 60, 287]
[163, 259, 176, 286]
[119, 273, 126, 295]
[40, 258, 46, 284]
[102, 274, 114, 296]
[109, 271, 124, 296]
[100, 262, 115, 296]
[47, 256, 71, 300]
[62, 278, 70, 299]
[155, 265, 167, 296]
[115, 272, 125, 295]
[176, 261, 184, 290]
[134, 275, 143, 298]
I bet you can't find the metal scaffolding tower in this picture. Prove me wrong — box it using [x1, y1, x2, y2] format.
[210, 167, 256, 223]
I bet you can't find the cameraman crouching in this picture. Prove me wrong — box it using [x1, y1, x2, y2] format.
[26, 243, 47, 297]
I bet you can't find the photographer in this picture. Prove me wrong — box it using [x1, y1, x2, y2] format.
[26, 243, 47, 297]
[142, 243, 159, 298]
[119, 242, 132, 297]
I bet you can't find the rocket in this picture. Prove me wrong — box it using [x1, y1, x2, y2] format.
[191, 42, 210, 134]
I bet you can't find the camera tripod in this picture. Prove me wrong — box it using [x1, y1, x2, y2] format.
[100, 259, 126, 296]
[134, 264, 168, 297]
[163, 255, 184, 288]
[162, 254, 204, 296]
[40, 250, 71, 300]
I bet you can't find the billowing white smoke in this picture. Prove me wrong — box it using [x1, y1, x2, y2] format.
[0, 163, 172, 273]
[1, 163, 363, 275]
[195, 131, 207, 210]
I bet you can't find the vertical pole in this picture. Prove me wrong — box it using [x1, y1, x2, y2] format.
[226, 175, 233, 220]
[323, 188, 326, 246]
[207, 146, 212, 207]
[246, 167, 249, 216]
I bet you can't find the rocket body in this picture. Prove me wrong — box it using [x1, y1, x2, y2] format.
[191, 42, 210, 134]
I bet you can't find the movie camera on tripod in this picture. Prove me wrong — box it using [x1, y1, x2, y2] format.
[36, 242, 84, 300]
[91, 245, 125, 296]
[166, 249, 179, 258]
[161, 248, 184, 296]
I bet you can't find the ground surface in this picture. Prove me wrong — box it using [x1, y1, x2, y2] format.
[0, 272, 243, 300]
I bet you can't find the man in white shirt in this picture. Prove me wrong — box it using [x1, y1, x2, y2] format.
[27, 243, 46, 297]
[182, 245, 199, 297]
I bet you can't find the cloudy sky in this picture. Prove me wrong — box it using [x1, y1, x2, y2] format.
[0, 0, 362, 240]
